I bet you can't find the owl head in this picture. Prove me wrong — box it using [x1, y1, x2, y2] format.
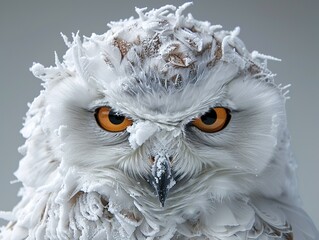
[17, 3, 289, 208]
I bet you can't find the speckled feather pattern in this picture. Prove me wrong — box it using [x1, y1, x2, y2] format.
[0, 3, 318, 240]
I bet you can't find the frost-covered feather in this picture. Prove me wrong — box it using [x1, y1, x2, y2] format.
[1, 2, 318, 240]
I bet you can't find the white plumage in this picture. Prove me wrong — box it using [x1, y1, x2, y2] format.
[1, 3, 318, 239]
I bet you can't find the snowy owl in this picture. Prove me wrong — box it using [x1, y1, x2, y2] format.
[1, 3, 318, 240]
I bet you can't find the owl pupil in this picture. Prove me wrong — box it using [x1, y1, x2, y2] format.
[109, 110, 125, 124]
[201, 109, 217, 125]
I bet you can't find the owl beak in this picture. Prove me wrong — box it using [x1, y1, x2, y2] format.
[149, 154, 176, 207]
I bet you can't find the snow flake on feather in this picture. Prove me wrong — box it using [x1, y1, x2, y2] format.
[127, 121, 159, 149]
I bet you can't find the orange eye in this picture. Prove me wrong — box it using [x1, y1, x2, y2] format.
[192, 107, 230, 133]
[95, 107, 132, 132]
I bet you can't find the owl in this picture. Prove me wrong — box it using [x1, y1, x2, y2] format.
[0, 2, 318, 240]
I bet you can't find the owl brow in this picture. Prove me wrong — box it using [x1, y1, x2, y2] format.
[87, 102, 111, 113]
[88, 100, 111, 111]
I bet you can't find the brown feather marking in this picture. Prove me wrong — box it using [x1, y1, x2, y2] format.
[113, 37, 132, 59]
[144, 33, 161, 57]
[100, 196, 113, 220]
[163, 43, 190, 68]
[247, 62, 262, 76]
[284, 232, 293, 240]
[120, 209, 141, 223]
[207, 39, 222, 68]
[214, 40, 222, 61]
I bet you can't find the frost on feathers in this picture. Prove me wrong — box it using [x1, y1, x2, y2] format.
[1, 2, 318, 240]
[127, 121, 158, 149]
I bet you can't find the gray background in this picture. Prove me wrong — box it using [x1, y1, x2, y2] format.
[0, 0, 318, 229]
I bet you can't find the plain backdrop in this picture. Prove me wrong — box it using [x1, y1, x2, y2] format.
[0, 0, 318, 229]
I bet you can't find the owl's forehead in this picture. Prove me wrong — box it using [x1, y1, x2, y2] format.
[97, 61, 238, 124]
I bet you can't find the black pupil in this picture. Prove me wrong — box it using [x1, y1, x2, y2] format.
[109, 110, 125, 125]
[201, 109, 217, 125]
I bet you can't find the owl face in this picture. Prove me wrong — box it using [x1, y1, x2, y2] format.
[31, 4, 286, 206]
[42, 60, 285, 207]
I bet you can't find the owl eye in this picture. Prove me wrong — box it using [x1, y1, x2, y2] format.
[192, 107, 230, 133]
[95, 107, 133, 132]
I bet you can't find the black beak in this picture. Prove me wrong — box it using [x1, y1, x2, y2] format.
[149, 154, 175, 207]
